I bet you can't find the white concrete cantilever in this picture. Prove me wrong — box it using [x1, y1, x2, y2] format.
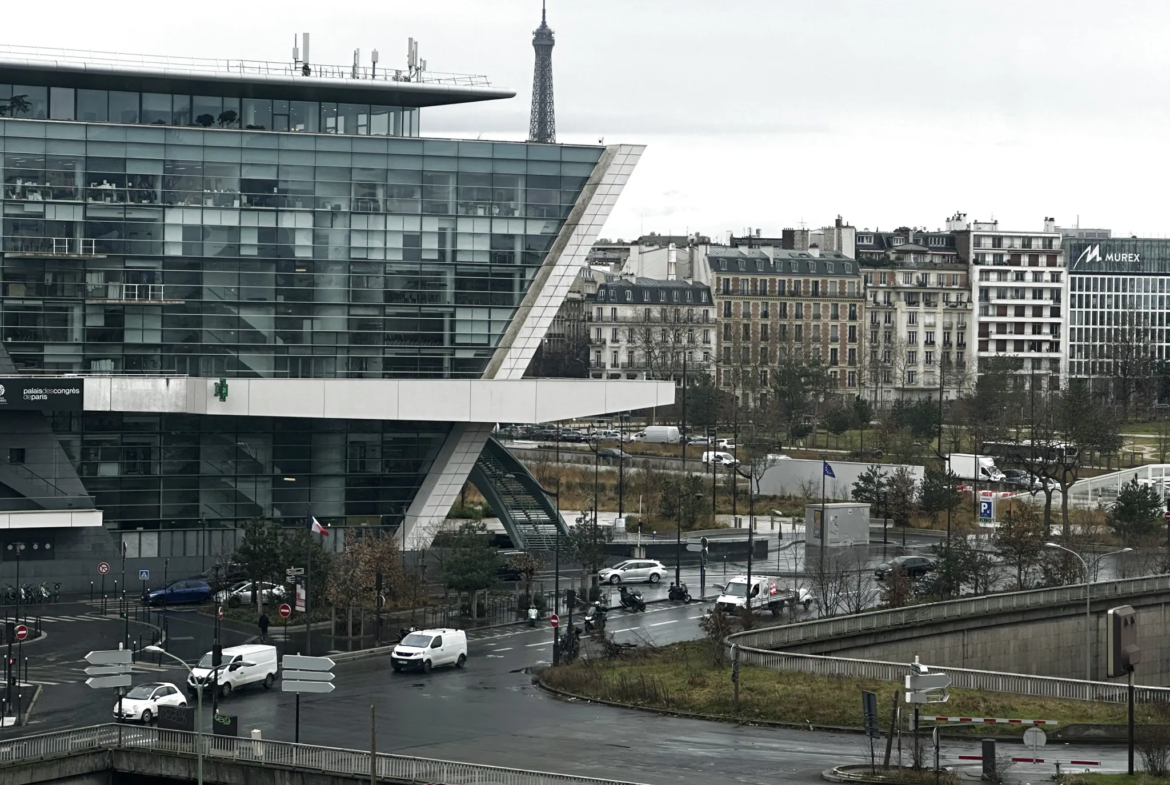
[81, 376, 675, 423]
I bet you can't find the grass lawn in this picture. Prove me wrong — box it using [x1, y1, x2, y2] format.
[1067, 776, 1170, 785]
[543, 642, 1138, 736]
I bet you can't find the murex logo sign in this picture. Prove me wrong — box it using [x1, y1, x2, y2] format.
[1075, 243, 1142, 269]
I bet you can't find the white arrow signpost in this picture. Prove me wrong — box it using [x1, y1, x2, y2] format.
[904, 655, 952, 769]
[85, 649, 133, 728]
[281, 654, 335, 743]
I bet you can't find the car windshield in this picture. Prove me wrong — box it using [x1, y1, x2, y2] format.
[126, 685, 156, 699]
[610, 562, 631, 571]
[401, 633, 432, 647]
[722, 582, 748, 597]
[196, 652, 217, 669]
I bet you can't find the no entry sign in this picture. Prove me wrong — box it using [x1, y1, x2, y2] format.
[278, 603, 292, 619]
[550, 613, 559, 628]
[14, 624, 28, 641]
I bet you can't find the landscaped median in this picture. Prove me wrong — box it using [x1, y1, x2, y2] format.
[539, 641, 1142, 738]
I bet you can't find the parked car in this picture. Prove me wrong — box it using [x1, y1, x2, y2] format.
[598, 559, 667, 585]
[597, 448, 631, 460]
[215, 580, 287, 607]
[874, 555, 937, 580]
[188, 644, 278, 697]
[558, 429, 585, 443]
[715, 439, 736, 450]
[146, 579, 213, 606]
[594, 430, 621, 441]
[686, 434, 711, 445]
[113, 681, 187, 724]
[391, 628, 468, 673]
[848, 448, 885, 461]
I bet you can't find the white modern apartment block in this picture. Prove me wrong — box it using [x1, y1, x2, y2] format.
[955, 219, 1067, 391]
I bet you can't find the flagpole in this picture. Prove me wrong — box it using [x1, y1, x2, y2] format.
[306, 521, 312, 655]
[820, 463, 827, 573]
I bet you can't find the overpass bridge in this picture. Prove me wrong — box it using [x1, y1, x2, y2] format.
[728, 574, 1170, 702]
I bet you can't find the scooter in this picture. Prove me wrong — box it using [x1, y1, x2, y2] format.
[583, 601, 607, 633]
[527, 606, 538, 627]
[668, 582, 692, 603]
[618, 586, 646, 612]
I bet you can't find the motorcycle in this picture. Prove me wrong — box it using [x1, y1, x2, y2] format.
[527, 606, 538, 627]
[583, 601, 607, 633]
[618, 586, 646, 612]
[668, 582, 692, 603]
[558, 627, 581, 662]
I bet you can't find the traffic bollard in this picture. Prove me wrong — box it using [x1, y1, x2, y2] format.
[90, 582, 94, 603]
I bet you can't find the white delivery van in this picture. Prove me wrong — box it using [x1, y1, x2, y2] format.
[946, 453, 1006, 483]
[701, 451, 738, 466]
[715, 575, 812, 617]
[391, 628, 468, 673]
[634, 425, 680, 444]
[187, 644, 278, 697]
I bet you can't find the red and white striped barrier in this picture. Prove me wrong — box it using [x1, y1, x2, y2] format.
[922, 717, 1058, 725]
[955, 756, 1100, 766]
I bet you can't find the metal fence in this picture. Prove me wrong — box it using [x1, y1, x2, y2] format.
[727, 574, 1170, 703]
[0, 723, 647, 785]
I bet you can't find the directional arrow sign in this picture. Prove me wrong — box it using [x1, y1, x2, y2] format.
[282, 670, 335, 682]
[286, 567, 305, 576]
[85, 665, 132, 677]
[282, 681, 335, 694]
[685, 543, 703, 552]
[86, 650, 133, 666]
[86, 675, 132, 689]
[905, 673, 952, 692]
[281, 654, 335, 671]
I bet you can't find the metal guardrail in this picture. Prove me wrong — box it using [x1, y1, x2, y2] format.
[0, 723, 648, 785]
[728, 574, 1170, 703]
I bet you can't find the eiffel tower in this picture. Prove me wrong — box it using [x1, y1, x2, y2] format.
[528, 1, 556, 144]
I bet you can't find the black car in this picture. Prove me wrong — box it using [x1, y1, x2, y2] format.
[597, 448, 631, 460]
[874, 555, 936, 580]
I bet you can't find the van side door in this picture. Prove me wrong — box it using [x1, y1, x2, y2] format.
[430, 635, 446, 665]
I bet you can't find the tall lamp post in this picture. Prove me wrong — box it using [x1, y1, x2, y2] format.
[7, 542, 25, 623]
[144, 645, 204, 785]
[1044, 543, 1133, 681]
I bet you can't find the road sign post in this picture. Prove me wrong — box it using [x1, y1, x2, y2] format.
[281, 655, 336, 743]
[550, 613, 559, 628]
[85, 649, 133, 727]
[13, 624, 27, 642]
[978, 499, 994, 523]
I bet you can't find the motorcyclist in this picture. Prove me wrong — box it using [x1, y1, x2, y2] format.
[527, 604, 538, 627]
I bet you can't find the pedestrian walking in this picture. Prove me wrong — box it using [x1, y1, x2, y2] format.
[258, 611, 270, 643]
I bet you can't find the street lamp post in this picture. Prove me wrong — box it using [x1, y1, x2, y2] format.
[144, 645, 203, 785]
[7, 542, 24, 624]
[1044, 543, 1133, 681]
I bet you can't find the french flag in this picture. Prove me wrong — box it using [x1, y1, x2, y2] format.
[310, 517, 329, 537]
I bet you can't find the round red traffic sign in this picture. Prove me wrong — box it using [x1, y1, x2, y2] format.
[278, 603, 292, 619]
[97, 562, 110, 575]
[13, 624, 28, 641]
[550, 613, 559, 628]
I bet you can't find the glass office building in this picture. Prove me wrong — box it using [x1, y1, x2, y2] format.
[0, 45, 649, 581]
[1066, 237, 1170, 394]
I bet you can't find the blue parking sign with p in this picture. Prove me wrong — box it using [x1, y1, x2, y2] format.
[139, 569, 149, 581]
[979, 500, 994, 520]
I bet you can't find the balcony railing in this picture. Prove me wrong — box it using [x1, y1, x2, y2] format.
[86, 283, 173, 302]
[3, 237, 98, 255]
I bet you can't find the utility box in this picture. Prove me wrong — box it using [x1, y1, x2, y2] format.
[805, 502, 870, 548]
[1108, 605, 1141, 677]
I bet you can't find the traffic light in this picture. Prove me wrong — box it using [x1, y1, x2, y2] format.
[212, 644, 222, 668]
[1108, 605, 1141, 677]
[565, 589, 577, 608]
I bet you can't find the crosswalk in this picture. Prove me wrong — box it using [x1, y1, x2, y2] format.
[35, 613, 115, 624]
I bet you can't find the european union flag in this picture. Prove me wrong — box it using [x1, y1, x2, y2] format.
[823, 460, 835, 479]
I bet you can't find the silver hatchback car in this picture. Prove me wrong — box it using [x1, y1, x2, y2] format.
[598, 559, 667, 585]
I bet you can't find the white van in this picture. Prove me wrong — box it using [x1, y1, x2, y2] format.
[391, 628, 468, 673]
[187, 644, 278, 697]
[633, 425, 680, 444]
[702, 451, 738, 466]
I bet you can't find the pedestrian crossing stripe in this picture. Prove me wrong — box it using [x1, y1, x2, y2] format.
[36, 615, 110, 623]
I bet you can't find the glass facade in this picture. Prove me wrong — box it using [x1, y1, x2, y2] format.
[0, 85, 421, 137]
[1066, 238, 1170, 380]
[0, 69, 607, 531]
[0, 120, 602, 378]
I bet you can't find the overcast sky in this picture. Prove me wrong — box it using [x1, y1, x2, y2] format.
[12, 0, 1170, 241]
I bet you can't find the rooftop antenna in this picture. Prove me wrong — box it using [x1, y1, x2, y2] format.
[371, 48, 379, 78]
[352, 48, 361, 79]
[300, 32, 312, 76]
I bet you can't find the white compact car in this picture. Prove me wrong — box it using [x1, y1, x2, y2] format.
[214, 580, 287, 606]
[113, 681, 186, 724]
[188, 644, 278, 697]
[598, 559, 667, 585]
[391, 628, 468, 673]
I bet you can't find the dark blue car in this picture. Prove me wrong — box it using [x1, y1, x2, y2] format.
[146, 579, 212, 606]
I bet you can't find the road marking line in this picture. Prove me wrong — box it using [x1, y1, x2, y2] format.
[610, 628, 636, 633]
[526, 642, 549, 647]
[494, 647, 513, 652]
[688, 615, 704, 619]
[649, 620, 678, 627]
